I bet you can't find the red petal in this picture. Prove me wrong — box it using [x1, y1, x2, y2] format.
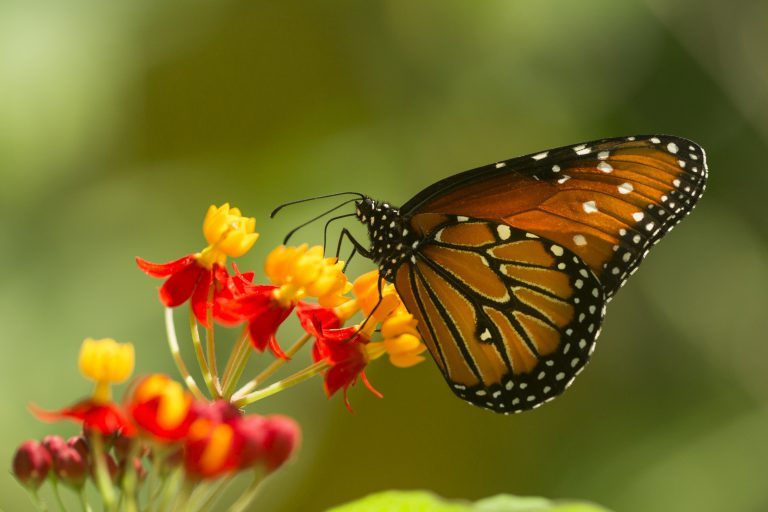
[30, 401, 135, 437]
[296, 302, 341, 336]
[191, 269, 214, 326]
[361, 372, 383, 398]
[136, 255, 196, 278]
[159, 261, 204, 307]
[247, 303, 294, 358]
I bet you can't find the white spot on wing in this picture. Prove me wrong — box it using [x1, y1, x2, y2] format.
[573, 234, 587, 246]
[597, 162, 613, 173]
[618, 182, 633, 194]
[532, 151, 548, 161]
[496, 225, 511, 240]
[582, 201, 598, 214]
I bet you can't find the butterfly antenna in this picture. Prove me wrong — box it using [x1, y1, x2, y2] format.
[282, 198, 360, 245]
[271, 192, 365, 218]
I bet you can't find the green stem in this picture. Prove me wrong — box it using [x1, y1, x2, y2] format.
[120, 440, 141, 512]
[172, 479, 195, 512]
[190, 308, 218, 398]
[227, 470, 266, 512]
[221, 327, 249, 386]
[232, 333, 311, 400]
[25, 487, 48, 512]
[50, 479, 68, 512]
[221, 328, 251, 398]
[157, 469, 182, 512]
[222, 339, 254, 400]
[164, 308, 205, 400]
[233, 360, 328, 408]
[205, 292, 221, 396]
[91, 434, 116, 512]
[193, 479, 231, 512]
[78, 488, 92, 512]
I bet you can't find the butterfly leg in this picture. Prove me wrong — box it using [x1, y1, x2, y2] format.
[336, 228, 372, 260]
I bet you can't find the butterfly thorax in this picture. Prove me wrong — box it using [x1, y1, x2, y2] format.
[355, 197, 420, 282]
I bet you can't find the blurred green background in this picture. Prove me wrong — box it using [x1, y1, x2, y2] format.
[2, 1, 767, 511]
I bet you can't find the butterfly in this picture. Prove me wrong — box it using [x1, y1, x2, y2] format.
[283, 135, 708, 414]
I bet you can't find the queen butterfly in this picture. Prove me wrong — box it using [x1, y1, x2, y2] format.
[283, 135, 708, 413]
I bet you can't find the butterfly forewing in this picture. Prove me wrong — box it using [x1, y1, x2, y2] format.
[394, 215, 605, 413]
[402, 135, 708, 298]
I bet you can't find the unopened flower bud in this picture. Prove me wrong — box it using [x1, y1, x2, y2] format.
[235, 415, 268, 469]
[52, 446, 88, 488]
[262, 416, 300, 472]
[12, 440, 51, 489]
[67, 436, 90, 460]
[42, 435, 67, 455]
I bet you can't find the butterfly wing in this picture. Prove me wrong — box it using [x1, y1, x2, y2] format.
[394, 214, 605, 413]
[402, 135, 708, 298]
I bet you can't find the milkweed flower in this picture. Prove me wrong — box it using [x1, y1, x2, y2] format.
[348, 270, 401, 321]
[79, 338, 135, 404]
[218, 245, 350, 359]
[127, 374, 194, 441]
[136, 203, 258, 325]
[308, 321, 381, 409]
[31, 338, 136, 436]
[184, 401, 243, 479]
[372, 307, 427, 368]
[265, 245, 350, 307]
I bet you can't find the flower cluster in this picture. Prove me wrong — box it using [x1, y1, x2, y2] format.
[13, 203, 426, 510]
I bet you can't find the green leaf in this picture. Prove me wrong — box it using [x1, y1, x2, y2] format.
[326, 491, 471, 512]
[327, 492, 613, 512]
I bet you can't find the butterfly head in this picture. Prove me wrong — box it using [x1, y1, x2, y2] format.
[355, 197, 416, 281]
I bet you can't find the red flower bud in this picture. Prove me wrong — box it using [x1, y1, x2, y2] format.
[42, 435, 67, 455]
[52, 446, 88, 488]
[262, 416, 300, 472]
[234, 415, 268, 469]
[12, 440, 51, 489]
[67, 436, 90, 460]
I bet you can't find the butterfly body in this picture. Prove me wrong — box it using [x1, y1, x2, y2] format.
[349, 135, 707, 413]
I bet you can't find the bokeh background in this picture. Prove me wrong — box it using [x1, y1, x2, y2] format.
[2, 1, 767, 511]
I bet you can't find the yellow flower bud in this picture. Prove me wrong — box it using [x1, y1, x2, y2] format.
[381, 308, 419, 339]
[352, 271, 400, 321]
[78, 338, 135, 403]
[266, 245, 351, 306]
[198, 203, 259, 267]
[78, 338, 134, 384]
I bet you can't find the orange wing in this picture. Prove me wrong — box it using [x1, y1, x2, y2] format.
[394, 216, 605, 413]
[403, 136, 707, 298]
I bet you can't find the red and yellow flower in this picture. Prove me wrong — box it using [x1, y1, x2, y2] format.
[32, 338, 136, 436]
[136, 204, 258, 325]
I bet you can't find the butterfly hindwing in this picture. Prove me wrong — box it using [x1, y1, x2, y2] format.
[394, 215, 606, 413]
